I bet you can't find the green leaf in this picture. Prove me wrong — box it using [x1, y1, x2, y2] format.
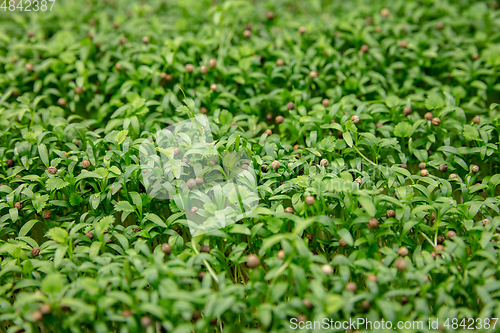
[114, 201, 134, 212]
[337, 229, 353, 246]
[42, 273, 64, 294]
[394, 122, 413, 138]
[46, 227, 68, 244]
[344, 132, 353, 147]
[425, 92, 444, 110]
[358, 195, 376, 216]
[144, 213, 167, 228]
[32, 194, 49, 213]
[38, 144, 49, 168]
[46, 178, 70, 191]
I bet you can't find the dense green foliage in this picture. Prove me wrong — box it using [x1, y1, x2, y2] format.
[1, 0, 500, 332]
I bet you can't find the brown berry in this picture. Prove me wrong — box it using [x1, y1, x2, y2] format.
[141, 316, 152, 327]
[320, 159, 329, 167]
[351, 115, 360, 124]
[197, 271, 205, 282]
[298, 26, 306, 34]
[367, 217, 379, 230]
[399, 40, 407, 48]
[58, 98, 66, 106]
[48, 166, 57, 175]
[276, 58, 284, 66]
[31, 247, 40, 256]
[266, 11, 275, 19]
[75, 87, 83, 94]
[400, 163, 407, 169]
[482, 218, 490, 226]
[309, 71, 318, 78]
[449, 173, 457, 179]
[439, 164, 448, 172]
[210, 83, 218, 91]
[355, 178, 362, 185]
[432, 117, 441, 126]
[26, 62, 34, 71]
[305, 195, 315, 205]
[187, 179, 196, 189]
[200, 107, 208, 114]
[420, 169, 429, 177]
[472, 116, 480, 124]
[446, 230, 456, 239]
[200, 65, 208, 74]
[435, 245, 444, 253]
[174, 147, 181, 156]
[200, 245, 210, 253]
[437, 22, 444, 30]
[287, 102, 295, 110]
[85, 232, 94, 240]
[366, 274, 377, 282]
[265, 129, 272, 136]
[285, 207, 294, 214]
[360, 44, 369, 53]
[275, 115, 284, 124]
[471, 165, 479, 173]
[424, 112, 433, 120]
[297, 314, 307, 323]
[302, 298, 313, 309]
[82, 160, 90, 169]
[277, 249, 285, 259]
[381, 8, 390, 17]
[321, 99, 330, 107]
[243, 30, 251, 38]
[403, 107, 412, 116]
[142, 36, 150, 44]
[419, 162, 427, 170]
[7, 159, 15, 167]
[271, 161, 280, 170]
[472, 53, 479, 60]
[345, 282, 357, 292]
[386, 209, 396, 218]
[39, 304, 51, 315]
[32, 311, 43, 322]
[437, 235, 445, 244]
[115, 63, 121, 71]
[394, 257, 407, 271]
[161, 243, 172, 255]
[321, 264, 333, 275]
[14, 202, 22, 210]
[246, 254, 260, 268]
[42, 210, 51, 219]
[397, 246, 409, 257]
[190, 207, 198, 214]
[208, 58, 217, 68]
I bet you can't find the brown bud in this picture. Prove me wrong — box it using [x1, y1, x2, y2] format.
[302, 298, 313, 309]
[275, 115, 284, 124]
[403, 107, 412, 116]
[432, 117, 441, 126]
[277, 249, 285, 259]
[309, 71, 318, 79]
[26, 62, 34, 71]
[14, 202, 22, 210]
[200, 107, 208, 114]
[320, 159, 329, 167]
[381, 8, 390, 17]
[366, 274, 377, 282]
[399, 40, 407, 48]
[85, 232, 94, 240]
[115, 63, 121, 71]
[298, 26, 307, 34]
[75, 87, 83, 94]
[351, 115, 360, 124]
[360, 44, 369, 53]
[482, 218, 491, 226]
[473, 116, 480, 124]
[285, 207, 294, 214]
[243, 30, 251, 38]
[208, 58, 217, 68]
[7, 159, 15, 167]
[424, 112, 433, 120]
[472, 53, 479, 60]
[58, 98, 67, 106]
[435, 245, 444, 253]
[210, 83, 218, 92]
[386, 209, 396, 218]
[48, 166, 57, 175]
[287, 102, 295, 110]
[437, 235, 445, 244]
[276, 58, 284, 66]
[265, 129, 272, 136]
[32, 311, 43, 322]
[142, 36, 150, 44]
[174, 147, 181, 156]
[200, 65, 208, 74]
[200, 245, 210, 253]
[271, 161, 280, 170]
[471, 165, 479, 173]
[187, 179, 196, 189]
[449, 173, 457, 179]
[82, 160, 90, 168]
[419, 162, 427, 170]
[122, 309, 133, 317]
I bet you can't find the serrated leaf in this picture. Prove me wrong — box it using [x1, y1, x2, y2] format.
[45, 178, 70, 191]
[46, 227, 68, 244]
